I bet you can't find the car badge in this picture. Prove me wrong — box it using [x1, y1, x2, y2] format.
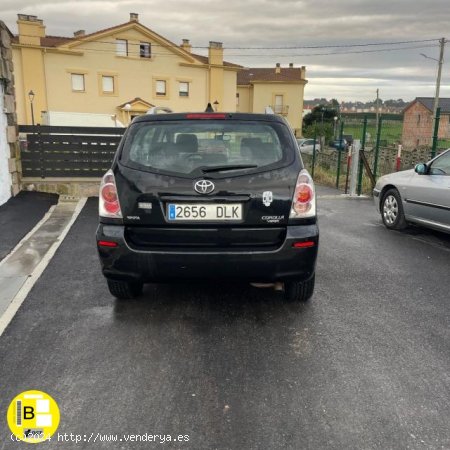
[263, 191, 273, 207]
[194, 179, 215, 195]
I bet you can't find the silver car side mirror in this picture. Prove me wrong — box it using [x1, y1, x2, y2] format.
[414, 163, 427, 175]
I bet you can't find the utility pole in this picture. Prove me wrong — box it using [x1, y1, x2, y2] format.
[431, 38, 446, 136]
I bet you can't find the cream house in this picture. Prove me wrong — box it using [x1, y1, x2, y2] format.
[12, 13, 241, 126]
[12, 13, 307, 132]
[237, 64, 307, 136]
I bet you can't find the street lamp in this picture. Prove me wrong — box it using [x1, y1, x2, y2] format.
[28, 90, 35, 126]
[333, 116, 338, 139]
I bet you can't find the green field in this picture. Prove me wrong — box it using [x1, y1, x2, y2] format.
[342, 120, 403, 146]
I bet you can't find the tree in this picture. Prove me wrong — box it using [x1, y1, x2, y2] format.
[303, 104, 339, 128]
[303, 123, 334, 142]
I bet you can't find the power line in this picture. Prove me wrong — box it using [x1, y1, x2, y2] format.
[17, 34, 441, 50]
[31, 42, 438, 58]
[224, 44, 439, 58]
[213, 38, 440, 50]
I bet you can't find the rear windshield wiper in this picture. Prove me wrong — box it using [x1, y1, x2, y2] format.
[201, 164, 258, 173]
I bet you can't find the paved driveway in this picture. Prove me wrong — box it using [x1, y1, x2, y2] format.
[0, 191, 449, 449]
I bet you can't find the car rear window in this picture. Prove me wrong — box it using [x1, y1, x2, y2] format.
[120, 120, 295, 177]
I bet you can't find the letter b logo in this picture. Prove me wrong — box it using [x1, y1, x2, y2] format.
[24, 406, 35, 420]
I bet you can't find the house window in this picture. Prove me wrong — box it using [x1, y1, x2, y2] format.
[140, 42, 151, 58]
[417, 114, 421, 125]
[236, 93, 240, 106]
[116, 39, 128, 56]
[274, 95, 284, 114]
[102, 76, 114, 93]
[71, 73, 85, 92]
[156, 80, 167, 96]
[179, 82, 189, 97]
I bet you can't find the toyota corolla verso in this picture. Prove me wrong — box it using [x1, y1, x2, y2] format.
[96, 111, 319, 302]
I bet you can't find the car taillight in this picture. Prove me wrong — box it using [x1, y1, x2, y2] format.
[99, 170, 122, 218]
[289, 169, 316, 219]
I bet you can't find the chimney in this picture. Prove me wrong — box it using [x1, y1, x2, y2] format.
[301, 65, 306, 79]
[130, 12, 139, 22]
[208, 41, 223, 65]
[181, 38, 192, 53]
[275, 63, 281, 74]
[73, 30, 85, 37]
[289, 63, 294, 68]
[17, 14, 45, 45]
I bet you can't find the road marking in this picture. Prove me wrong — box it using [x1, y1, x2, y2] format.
[0, 198, 87, 337]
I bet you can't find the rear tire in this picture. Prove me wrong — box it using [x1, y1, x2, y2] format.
[284, 274, 315, 302]
[381, 188, 407, 230]
[107, 279, 143, 299]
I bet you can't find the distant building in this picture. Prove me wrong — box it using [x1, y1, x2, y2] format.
[402, 97, 450, 148]
[237, 64, 307, 136]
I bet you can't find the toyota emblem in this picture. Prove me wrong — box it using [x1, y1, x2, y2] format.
[194, 179, 215, 195]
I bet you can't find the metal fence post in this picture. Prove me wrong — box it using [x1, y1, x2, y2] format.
[373, 116, 382, 179]
[431, 107, 441, 158]
[311, 131, 317, 178]
[350, 140, 361, 196]
[335, 121, 344, 189]
[357, 116, 367, 196]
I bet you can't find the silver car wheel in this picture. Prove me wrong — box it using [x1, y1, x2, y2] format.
[383, 194, 398, 225]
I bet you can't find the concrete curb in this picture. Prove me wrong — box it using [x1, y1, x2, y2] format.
[0, 198, 87, 336]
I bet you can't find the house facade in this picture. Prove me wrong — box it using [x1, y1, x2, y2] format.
[237, 64, 307, 136]
[12, 13, 241, 126]
[402, 97, 450, 149]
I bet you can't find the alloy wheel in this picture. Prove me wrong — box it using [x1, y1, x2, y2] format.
[383, 195, 398, 225]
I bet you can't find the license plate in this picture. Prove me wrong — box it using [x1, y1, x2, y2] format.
[167, 203, 242, 221]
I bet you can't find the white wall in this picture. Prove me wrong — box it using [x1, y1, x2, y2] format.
[44, 111, 125, 127]
[0, 83, 12, 205]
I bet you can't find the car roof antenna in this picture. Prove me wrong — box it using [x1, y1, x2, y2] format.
[205, 103, 214, 112]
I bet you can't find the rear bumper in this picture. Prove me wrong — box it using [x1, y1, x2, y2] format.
[96, 224, 319, 283]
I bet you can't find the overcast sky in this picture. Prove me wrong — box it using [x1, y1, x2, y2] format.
[2, 0, 449, 101]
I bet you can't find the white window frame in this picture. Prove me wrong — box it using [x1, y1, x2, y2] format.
[102, 75, 114, 93]
[71, 73, 85, 92]
[140, 42, 151, 58]
[156, 80, 167, 96]
[116, 39, 128, 57]
[179, 81, 189, 97]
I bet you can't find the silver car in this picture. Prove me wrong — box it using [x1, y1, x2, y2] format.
[373, 149, 450, 234]
[297, 138, 319, 155]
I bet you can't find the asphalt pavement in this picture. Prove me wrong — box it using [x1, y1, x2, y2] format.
[0, 189, 449, 449]
[0, 191, 58, 261]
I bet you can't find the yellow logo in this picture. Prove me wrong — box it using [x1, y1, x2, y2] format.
[7, 390, 60, 444]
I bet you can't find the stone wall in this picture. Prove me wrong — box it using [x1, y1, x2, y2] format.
[0, 21, 20, 204]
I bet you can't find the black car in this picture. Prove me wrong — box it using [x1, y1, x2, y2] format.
[96, 111, 319, 302]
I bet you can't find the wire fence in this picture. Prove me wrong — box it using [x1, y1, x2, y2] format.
[302, 108, 449, 194]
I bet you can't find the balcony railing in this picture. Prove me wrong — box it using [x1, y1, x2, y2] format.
[271, 105, 289, 116]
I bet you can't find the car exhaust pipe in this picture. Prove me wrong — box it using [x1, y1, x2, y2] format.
[250, 282, 284, 291]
